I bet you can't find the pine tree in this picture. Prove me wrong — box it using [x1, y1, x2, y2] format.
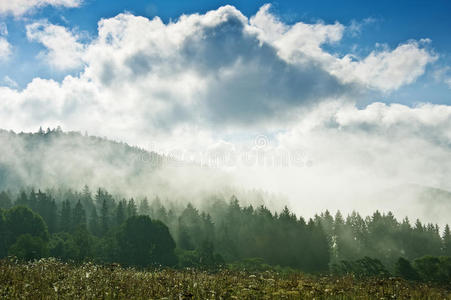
[89, 208, 100, 236]
[442, 224, 451, 256]
[127, 198, 137, 218]
[72, 200, 86, 229]
[138, 197, 151, 215]
[95, 188, 104, 208]
[115, 200, 126, 226]
[100, 199, 109, 236]
[15, 191, 28, 207]
[59, 199, 72, 232]
[0, 191, 12, 209]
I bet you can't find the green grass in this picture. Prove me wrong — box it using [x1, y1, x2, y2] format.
[0, 258, 450, 299]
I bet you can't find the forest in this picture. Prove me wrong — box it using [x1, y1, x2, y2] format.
[1, 186, 450, 284]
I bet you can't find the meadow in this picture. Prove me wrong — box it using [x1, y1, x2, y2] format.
[1, 258, 450, 299]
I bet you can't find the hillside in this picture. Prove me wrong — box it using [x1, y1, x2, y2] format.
[371, 184, 451, 227]
[0, 129, 282, 208]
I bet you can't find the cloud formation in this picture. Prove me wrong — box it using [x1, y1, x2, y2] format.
[0, 4, 436, 136]
[26, 20, 85, 70]
[0, 23, 10, 61]
[0, 37, 10, 60]
[0, 0, 82, 17]
[251, 5, 435, 92]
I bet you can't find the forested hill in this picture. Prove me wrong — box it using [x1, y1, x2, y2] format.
[0, 128, 166, 191]
[0, 128, 282, 209]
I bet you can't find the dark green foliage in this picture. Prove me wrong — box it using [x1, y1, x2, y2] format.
[127, 198, 137, 218]
[229, 258, 272, 272]
[395, 257, 419, 281]
[0, 191, 12, 209]
[49, 233, 78, 260]
[331, 257, 390, 278]
[394, 256, 451, 284]
[0, 209, 7, 257]
[34, 191, 57, 233]
[115, 200, 126, 227]
[89, 208, 100, 236]
[72, 200, 87, 229]
[5, 206, 49, 245]
[116, 215, 177, 267]
[177, 240, 224, 269]
[59, 199, 72, 232]
[414, 256, 447, 283]
[1, 185, 451, 279]
[442, 225, 451, 256]
[316, 209, 449, 268]
[100, 198, 109, 236]
[8, 234, 49, 260]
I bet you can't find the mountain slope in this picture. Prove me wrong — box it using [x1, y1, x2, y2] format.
[0, 129, 283, 209]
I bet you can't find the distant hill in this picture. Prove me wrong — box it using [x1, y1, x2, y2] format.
[0, 129, 283, 209]
[0, 129, 164, 192]
[370, 183, 451, 227]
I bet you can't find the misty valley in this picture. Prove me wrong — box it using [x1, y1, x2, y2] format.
[1, 130, 451, 298]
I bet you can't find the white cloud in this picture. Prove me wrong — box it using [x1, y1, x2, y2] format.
[0, 37, 11, 60]
[0, 0, 82, 17]
[445, 77, 451, 89]
[2, 76, 18, 88]
[331, 40, 436, 92]
[433, 66, 451, 89]
[0, 5, 440, 135]
[250, 5, 435, 92]
[0, 23, 11, 61]
[264, 101, 451, 222]
[348, 17, 377, 37]
[0, 23, 7, 36]
[26, 20, 85, 70]
[250, 4, 345, 63]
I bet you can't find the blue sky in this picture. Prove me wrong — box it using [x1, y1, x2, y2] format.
[0, 0, 450, 105]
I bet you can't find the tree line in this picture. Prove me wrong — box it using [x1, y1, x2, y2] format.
[0, 187, 450, 275]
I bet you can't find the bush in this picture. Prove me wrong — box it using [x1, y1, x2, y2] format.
[395, 257, 419, 281]
[9, 234, 49, 260]
[177, 247, 224, 269]
[414, 256, 451, 284]
[229, 258, 272, 272]
[331, 257, 390, 278]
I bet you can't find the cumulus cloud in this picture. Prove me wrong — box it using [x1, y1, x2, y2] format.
[331, 40, 436, 91]
[26, 20, 85, 70]
[0, 0, 82, 17]
[250, 5, 435, 92]
[7, 4, 435, 137]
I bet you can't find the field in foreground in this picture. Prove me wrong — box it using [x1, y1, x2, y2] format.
[0, 259, 450, 299]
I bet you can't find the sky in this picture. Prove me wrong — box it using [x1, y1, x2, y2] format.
[0, 0, 451, 218]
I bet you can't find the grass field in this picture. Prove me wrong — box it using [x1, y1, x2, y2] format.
[0, 258, 450, 299]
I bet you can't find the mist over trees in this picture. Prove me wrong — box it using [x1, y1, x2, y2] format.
[0, 129, 285, 212]
[1, 129, 451, 284]
[1, 186, 450, 280]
